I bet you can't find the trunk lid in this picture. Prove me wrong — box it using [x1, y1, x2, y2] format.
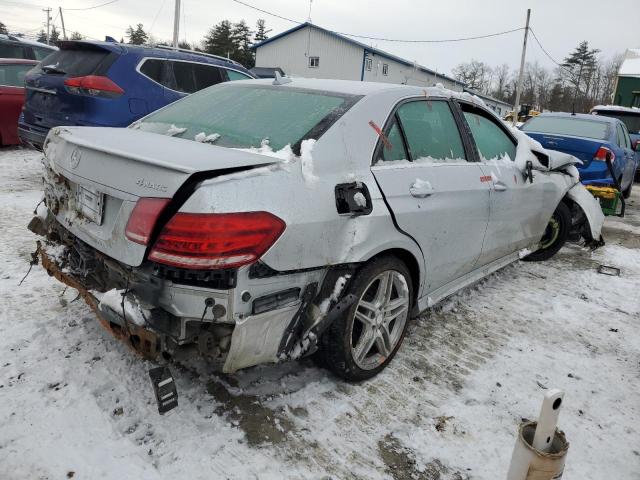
[44, 126, 283, 266]
[524, 132, 604, 168]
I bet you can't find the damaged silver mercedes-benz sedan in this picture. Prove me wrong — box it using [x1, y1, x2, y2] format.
[29, 78, 604, 381]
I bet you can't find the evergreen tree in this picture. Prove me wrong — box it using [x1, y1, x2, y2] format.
[70, 31, 83, 40]
[203, 20, 235, 58]
[36, 30, 47, 43]
[562, 41, 600, 112]
[126, 23, 148, 45]
[49, 25, 60, 43]
[178, 41, 191, 50]
[0, 21, 8, 35]
[254, 19, 270, 42]
[232, 20, 253, 67]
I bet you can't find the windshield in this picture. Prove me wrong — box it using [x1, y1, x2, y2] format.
[522, 116, 609, 140]
[137, 83, 360, 152]
[594, 111, 640, 135]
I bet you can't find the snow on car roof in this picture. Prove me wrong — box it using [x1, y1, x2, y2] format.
[592, 104, 640, 114]
[242, 77, 486, 105]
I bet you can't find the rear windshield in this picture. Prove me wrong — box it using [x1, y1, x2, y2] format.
[0, 63, 35, 87]
[522, 116, 609, 140]
[593, 111, 640, 135]
[36, 47, 110, 76]
[138, 83, 360, 152]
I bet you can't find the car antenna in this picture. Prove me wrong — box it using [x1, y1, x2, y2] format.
[273, 71, 292, 86]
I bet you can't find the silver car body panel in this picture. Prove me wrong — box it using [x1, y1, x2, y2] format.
[37, 78, 605, 373]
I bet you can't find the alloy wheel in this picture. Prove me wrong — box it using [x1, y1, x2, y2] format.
[350, 270, 410, 370]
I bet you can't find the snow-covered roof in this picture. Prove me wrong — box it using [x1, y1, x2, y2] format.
[0, 34, 57, 51]
[592, 104, 640, 113]
[618, 48, 640, 77]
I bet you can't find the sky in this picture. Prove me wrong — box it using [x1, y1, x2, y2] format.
[2, 0, 638, 76]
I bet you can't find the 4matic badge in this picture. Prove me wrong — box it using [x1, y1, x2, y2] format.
[136, 178, 168, 192]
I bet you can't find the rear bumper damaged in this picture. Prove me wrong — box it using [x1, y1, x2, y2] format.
[32, 230, 334, 373]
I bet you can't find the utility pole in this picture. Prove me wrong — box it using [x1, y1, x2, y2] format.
[42, 7, 52, 45]
[172, 0, 181, 49]
[512, 8, 531, 126]
[59, 7, 67, 40]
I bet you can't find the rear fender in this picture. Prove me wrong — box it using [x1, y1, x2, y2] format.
[565, 182, 605, 243]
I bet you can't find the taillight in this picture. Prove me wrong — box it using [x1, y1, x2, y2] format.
[125, 198, 171, 245]
[148, 211, 286, 270]
[64, 75, 124, 98]
[593, 146, 615, 163]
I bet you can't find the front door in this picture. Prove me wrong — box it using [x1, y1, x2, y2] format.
[458, 102, 560, 265]
[371, 99, 490, 294]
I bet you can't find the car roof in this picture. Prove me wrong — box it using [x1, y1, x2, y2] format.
[535, 111, 620, 125]
[0, 58, 39, 65]
[237, 77, 486, 104]
[0, 34, 57, 51]
[591, 104, 640, 115]
[57, 40, 249, 70]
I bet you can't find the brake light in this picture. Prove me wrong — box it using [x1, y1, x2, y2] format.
[148, 211, 286, 270]
[125, 198, 171, 245]
[593, 146, 615, 163]
[64, 75, 124, 97]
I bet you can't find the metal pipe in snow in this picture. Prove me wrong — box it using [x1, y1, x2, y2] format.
[506, 389, 569, 480]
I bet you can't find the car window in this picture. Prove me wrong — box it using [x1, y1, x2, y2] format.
[35, 48, 110, 76]
[378, 118, 408, 163]
[170, 60, 196, 93]
[0, 43, 27, 59]
[139, 58, 164, 83]
[593, 110, 640, 135]
[463, 110, 517, 162]
[192, 63, 224, 90]
[616, 124, 625, 148]
[138, 84, 360, 152]
[33, 46, 53, 60]
[0, 64, 34, 87]
[226, 69, 251, 81]
[396, 100, 466, 162]
[522, 116, 609, 140]
[623, 125, 632, 149]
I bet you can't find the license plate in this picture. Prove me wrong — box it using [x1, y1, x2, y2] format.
[75, 184, 104, 225]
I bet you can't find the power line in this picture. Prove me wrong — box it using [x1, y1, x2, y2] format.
[62, 0, 119, 11]
[231, 0, 524, 43]
[529, 27, 576, 79]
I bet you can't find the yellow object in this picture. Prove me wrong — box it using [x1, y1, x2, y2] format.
[585, 185, 618, 200]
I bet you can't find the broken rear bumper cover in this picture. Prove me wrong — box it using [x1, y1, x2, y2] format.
[30, 215, 339, 373]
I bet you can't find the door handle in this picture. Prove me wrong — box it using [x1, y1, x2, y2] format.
[493, 181, 508, 191]
[409, 179, 434, 198]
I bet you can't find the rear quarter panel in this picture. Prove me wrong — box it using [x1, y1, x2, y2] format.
[179, 89, 426, 291]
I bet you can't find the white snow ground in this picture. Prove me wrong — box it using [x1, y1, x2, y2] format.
[0, 146, 639, 479]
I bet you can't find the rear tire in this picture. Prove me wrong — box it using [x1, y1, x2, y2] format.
[317, 256, 413, 381]
[523, 202, 571, 262]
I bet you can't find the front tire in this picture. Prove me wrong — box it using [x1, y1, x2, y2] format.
[523, 202, 571, 262]
[317, 256, 413, 381]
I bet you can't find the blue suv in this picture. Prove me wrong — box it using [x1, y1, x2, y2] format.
[19, 40, 255, 149]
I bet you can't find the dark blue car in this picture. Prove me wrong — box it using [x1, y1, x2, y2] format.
[18, 40, 255, 149]
[522, 112, 638, 198]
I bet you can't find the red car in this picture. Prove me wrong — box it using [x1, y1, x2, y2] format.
[0, 58, 38, 146]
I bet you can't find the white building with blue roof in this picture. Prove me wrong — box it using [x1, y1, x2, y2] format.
[251, 22, 464, 92]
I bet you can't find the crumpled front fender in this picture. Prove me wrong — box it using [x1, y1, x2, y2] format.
[566, 182, 605, 242]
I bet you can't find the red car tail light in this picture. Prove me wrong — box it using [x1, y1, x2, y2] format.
[148, 211, 286, 270]
[593, 146, 615, 163]
[125, 198, 171, 245]
[64, 75, 124, 97]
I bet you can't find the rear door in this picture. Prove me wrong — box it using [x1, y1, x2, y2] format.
[0, 63, 31, 143]
[616, 123, 636, 186]
[459, 103, 559, 265]
[371, 98, 490, 293]
[22, 43, 116, 129]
